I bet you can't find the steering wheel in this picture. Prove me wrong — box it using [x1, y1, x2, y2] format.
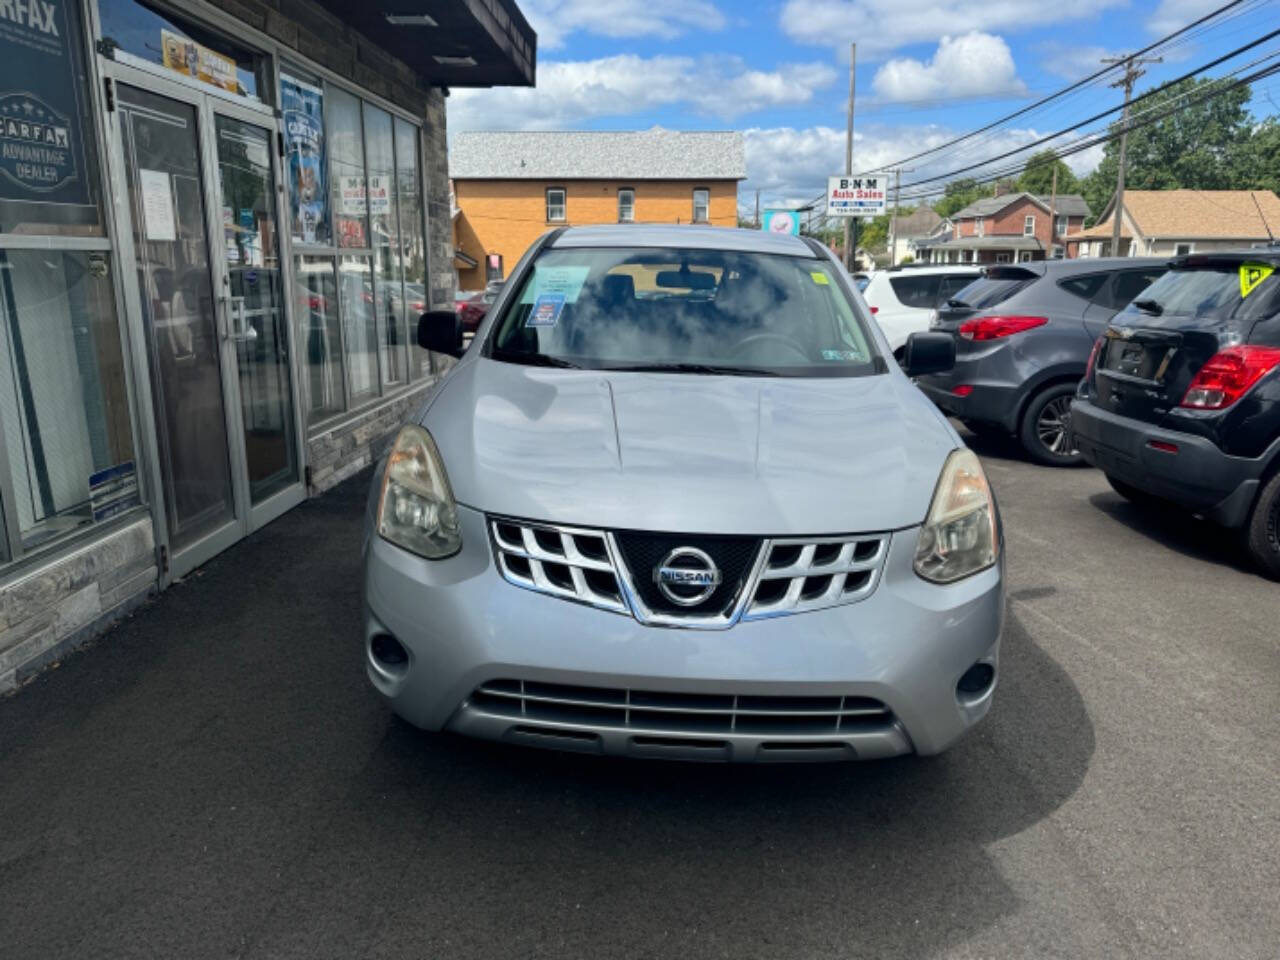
[729, 332, 809, 363]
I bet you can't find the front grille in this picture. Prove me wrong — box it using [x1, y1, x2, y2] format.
[490, 519, 627, 614]
[470, 679, 895, 736]
[611, 532, 762, 617]
[744, 535, 889, 619]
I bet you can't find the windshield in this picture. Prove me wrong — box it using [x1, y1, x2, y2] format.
[1116, 263, 1278, 322]
[487, 247, 882, 377]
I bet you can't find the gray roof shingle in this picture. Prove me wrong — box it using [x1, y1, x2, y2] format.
[950, 192, 1090, 219]
[450, 129, 747, 180]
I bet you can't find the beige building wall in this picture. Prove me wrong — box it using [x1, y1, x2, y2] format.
[453, 179, 740, 290]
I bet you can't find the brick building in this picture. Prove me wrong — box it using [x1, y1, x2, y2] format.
[0, 0, 536, 690]
[918, 192, 1091, 264]
[450, 129, 746, 290]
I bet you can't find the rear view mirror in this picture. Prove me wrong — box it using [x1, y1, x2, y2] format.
[418, 310, 463, 357]
[903, 332, 955, 377]
[655, 269, 716, 290]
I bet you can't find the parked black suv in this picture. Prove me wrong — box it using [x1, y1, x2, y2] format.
[1072, 251, 1280, 577]
[918, 258, 1167, 465]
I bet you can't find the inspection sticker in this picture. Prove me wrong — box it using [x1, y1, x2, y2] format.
[1240, 262, 1274, 298]
[810, 271, 830, 285]
[527, 292, 566, 327]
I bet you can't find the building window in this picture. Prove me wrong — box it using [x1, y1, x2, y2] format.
[1175, 242, 1193, 256]
[693, 188, 710, 223]
[546, 188, 566, 222]
[976, 219, 984, 237]
[1052, 245, 1065, 259]
[996, 253, 1011, 263]
[1024, 215, 1036, 236]
[280, 66, 431, 416]
[1019, 250, 1034, 263]
[1055, 215, 1068, 237]
[618, 188, 635, 223]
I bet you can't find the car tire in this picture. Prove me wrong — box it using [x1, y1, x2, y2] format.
[1019, 384, 1083, 467]
[1105, 474, 1169, 510]
[1244, 471, 1280, 581]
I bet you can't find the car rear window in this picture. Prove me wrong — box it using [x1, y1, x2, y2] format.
[888, 274, 941, 308]
[946, 269, 1038, 310]
[1058, 273, 1108, 302]
[1116, 263, 1278, 322]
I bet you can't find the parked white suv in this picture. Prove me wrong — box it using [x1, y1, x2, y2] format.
[863, 266, 983, 356]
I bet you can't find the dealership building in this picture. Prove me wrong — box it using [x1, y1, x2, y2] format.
[0, 0, 535, 690]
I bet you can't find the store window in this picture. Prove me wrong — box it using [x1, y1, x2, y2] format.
[98, 0, 267, 102]
[693, 188, 710, 223]
[280, 65, 430, 415]
[0, 0, 105, 237]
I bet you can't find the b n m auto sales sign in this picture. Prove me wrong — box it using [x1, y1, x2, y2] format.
[828, 176, 886, 217]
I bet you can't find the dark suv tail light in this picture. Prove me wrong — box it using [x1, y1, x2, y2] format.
[957, 315, 1048, 341]
[1180, 345, 1280, 410]
[1085, 335, 1104, 375]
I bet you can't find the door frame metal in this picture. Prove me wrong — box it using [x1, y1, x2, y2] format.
[101, 59, 306, 583]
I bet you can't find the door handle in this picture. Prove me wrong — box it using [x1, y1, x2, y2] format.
[221, 295, 257, 342]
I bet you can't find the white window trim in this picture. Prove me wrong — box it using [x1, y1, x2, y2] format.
[692, 187, 710, 223]
[1055, 215, 1068, 236]
[1024, 215, 1035, 237]
[1174, 242, 1194, 256]
[546, 187, 567, 223]
[976, 219, 984, 237]
[996, 253, 1011, 263]
[617, 188, 635, 223]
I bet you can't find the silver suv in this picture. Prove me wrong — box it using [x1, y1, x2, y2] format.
[362, 225, 1005, 762]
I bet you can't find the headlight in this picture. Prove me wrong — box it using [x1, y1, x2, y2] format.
[913, 448, 998, 583]
[377, 425, 462, 559]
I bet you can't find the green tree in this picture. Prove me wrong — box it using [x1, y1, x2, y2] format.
[935, 179, 984, 218]
[1018, 149, 1079, 196]
[1232, 117, 1280, 194]
[1081, 77, 1256, 222]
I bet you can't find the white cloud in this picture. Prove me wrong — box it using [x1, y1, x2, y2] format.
[520, 0, 727, 49]
[778, 0, 1126, 58]
[1145, 0, 1224, 35]
[1036, 43, 1123, 80]
[872, 32, 1026, 102]
[448, 55, 837, 130]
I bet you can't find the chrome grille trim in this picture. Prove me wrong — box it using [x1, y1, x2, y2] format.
[743, 534, 890, 620]
[470, 679, 896, 736]
[489, 519, 628, 614]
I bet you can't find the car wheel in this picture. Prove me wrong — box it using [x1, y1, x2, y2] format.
[1105, 474, 1169, 510]
[1244, 472, 1280, 581]
[1019, 384, 1083, 467]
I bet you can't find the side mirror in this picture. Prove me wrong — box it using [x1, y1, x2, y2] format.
[418, 310, 463, 357]
[902, 332, 955, 377]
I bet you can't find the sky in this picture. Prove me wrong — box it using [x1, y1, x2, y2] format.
[447, 0, 1280, 213]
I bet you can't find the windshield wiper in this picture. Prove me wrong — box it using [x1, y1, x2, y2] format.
[1132, 298, 1164, 315]
[610, 362, 780, 377]
[491, 349, 582, 369]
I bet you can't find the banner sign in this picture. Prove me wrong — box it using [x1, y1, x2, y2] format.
[762, 210, 800, 235]
[160, 29, 238, 94]
[281, 74, 328, 245]
[828, 175, 887, 216]
[0, 0, 93, 213]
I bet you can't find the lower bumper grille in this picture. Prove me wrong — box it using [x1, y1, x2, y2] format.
[469, 679, 895, 736]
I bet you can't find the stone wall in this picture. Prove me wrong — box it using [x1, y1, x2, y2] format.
[0, 519, 157, 693]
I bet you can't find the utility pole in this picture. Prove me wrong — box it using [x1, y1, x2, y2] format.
[1049, 161, 1058, 258]
[844, 43, 856, 272]
[1102, 53, 1161, 256]
[754, 189, 760, 228]
[886, 167, 914, 266]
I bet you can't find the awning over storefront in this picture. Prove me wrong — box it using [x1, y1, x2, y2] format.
[316, 0, 536, 88]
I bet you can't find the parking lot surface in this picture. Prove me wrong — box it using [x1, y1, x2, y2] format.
[1, 430, 1277, 960]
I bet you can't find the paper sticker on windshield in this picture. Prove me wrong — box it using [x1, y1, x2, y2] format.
[526, 293, 565, 327]
[521, 265, 590, 304]
[1240, 262, 1274, 298]
[810, 271, 830, 285]
[822, 349, 862, 361]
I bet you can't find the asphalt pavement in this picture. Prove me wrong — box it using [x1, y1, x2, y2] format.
[1, 429, 1277, 960]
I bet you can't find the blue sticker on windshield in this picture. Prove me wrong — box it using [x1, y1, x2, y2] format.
[527, 292, 566, 327]
[822, 349, 862, 361]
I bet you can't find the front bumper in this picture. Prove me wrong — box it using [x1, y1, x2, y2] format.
[1072, 399, 1265, 528]
[363, 506, 1005, 761]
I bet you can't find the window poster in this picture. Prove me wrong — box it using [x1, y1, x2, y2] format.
[159, 29, 237, 94]
[281, 73, 328, 245]
[0, 0, 94, 216]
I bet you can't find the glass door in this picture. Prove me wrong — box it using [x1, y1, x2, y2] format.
[113, 74, 304, 579]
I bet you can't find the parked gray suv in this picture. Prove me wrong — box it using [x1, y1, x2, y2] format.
[362, 225, 1005, 763]
[917, 258, 1167, 465]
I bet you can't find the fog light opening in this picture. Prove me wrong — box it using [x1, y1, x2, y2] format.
[957, 662, 995, 699]
[370, 633, 409, 668]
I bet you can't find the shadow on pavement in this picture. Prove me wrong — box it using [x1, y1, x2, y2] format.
[0, 468, 1095, 960]
[1086, 491, 1258, 576]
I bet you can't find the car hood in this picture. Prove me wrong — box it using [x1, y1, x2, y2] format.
[425, 358, 957, 535]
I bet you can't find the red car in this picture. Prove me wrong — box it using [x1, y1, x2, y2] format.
[455, 290, 489, 334]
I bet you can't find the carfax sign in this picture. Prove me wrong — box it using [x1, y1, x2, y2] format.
[827, 175, 887, 216]
[0, 0, 93, 214]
